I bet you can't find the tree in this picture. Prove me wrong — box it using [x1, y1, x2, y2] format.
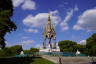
[0, 0, 17, 49]
[30, 48, 39, 53]
[58, 40, 77, 52]
[86, 33, 96, 56]
[76, 44, 86, 54]
[9, 45, 23, 55]
[0, 45, 23, 57]
[58, 40, 86, 54]
[24, 50, 30, 54]
[24, 48, 39, 54]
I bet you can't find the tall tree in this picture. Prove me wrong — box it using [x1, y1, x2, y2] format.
[30, 48, 39, 52]
[86, 33, 96, 56]
[0, 0, 17, 49]
[58, 40, 86, 53]
[58, 40, 77, 52]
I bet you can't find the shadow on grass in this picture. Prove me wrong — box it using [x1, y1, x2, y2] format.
[0, 57, 33, 64]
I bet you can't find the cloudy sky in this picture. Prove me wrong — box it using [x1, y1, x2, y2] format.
[5, 0, 96, 49]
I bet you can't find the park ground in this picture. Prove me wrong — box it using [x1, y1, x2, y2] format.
[0, 57, 54, 64]
[31, 57, 54, 64]
[42, 56, 96, 64]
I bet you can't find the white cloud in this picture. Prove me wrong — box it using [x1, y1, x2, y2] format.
[21, 40, 34, 45]
[22, 0, 36, 10]
[51, 10, 59, 15]
[5, 41, 8, 44]
[64, 5, 78, 23]
[5, 41, 12, 47]
[6, 40, 34, 49]
[25, 28, 38, 33]
[35, 44, 41, 48]
[60, 22, 69, 31]
[60, 5, 78, 31]
[63, 9, 74, 23]
[12, 0, 36, 10]
[74, 5, 79, 11]
[6, 41, 21, 47]
[79, 40, 86, 45]
[23, 10, 61, 27]
[58, 2, 68, 8]
[73, 9, 96, 31]
[12, 0, 24, 7]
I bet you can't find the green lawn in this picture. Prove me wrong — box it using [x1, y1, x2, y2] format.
[31, 57, 54, 64]
[0, 57, 54, 64]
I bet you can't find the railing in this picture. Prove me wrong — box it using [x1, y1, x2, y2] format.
[38, 52, 87, 56]
[15, 52, 87, 58]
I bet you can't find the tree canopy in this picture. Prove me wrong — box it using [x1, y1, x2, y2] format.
[58, 40, 77, 52]
[0, 0, 17, 49]
[58, 40, 86, 53]
[24, 48, 39, 54]
[86, 33, 96, 56]
[0, 45, 23, 57]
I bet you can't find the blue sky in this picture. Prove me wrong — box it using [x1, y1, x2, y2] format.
[5, 0, 96, 49]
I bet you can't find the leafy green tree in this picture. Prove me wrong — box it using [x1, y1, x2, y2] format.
[58, 40, 77, 52]
[24, 48, 39, 54]
[86, 33, 96, 56]
[30, 48, 39, 52]
[9, 45, 23, 55]
[0, 0, 17, 49]
[0, 45, 23, 57]
[24, 50, 30, 54]
[76, 44, 86, 54]
[58, 40, 86, 54]
[0, 49, 6, 57]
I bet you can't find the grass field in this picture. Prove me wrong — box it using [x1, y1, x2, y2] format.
[0, 57, 54, 64]
[31, 57, 54, 64]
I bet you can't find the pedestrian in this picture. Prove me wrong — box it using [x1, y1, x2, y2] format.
[59, 57, 62, 64]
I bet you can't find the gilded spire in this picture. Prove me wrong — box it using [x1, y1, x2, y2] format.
[48, 12, 51, 24]
[42, 11, 56, 49]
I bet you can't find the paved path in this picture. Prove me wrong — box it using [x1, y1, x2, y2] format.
[42, 56, 96, 64]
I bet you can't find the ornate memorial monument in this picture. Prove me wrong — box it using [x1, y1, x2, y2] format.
[40, 12, 60, 52]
